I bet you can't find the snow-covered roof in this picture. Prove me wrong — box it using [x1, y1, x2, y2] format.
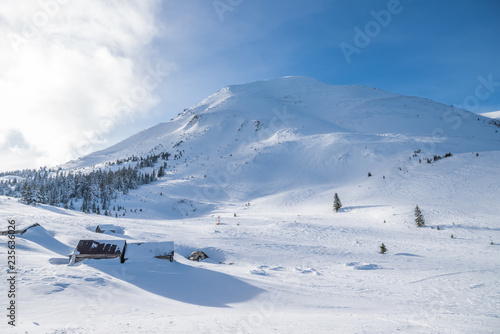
[71, 239, 126, 256]
[95, 225, 125, 234]
[125, 241, 174, 259]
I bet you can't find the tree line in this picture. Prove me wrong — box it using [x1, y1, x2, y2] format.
[0, 152, 171, 214]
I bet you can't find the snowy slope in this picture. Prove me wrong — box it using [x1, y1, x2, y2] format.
[66, 76, 498, 168]
[481, 110, 500, 119]
[63, 76, 499, 213]
[1, 76, 499, 333]
[1, 150, 500, 333]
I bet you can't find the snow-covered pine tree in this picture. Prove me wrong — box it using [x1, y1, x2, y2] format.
[415, 205, 425, 227]
[333, 193, 342, 212]
[31, 185, 42, 205]
[20, 181, 32, 204]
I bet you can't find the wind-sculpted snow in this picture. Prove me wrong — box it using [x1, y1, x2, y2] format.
[18, 224, 72, 256]
[88, 258, 264, 307]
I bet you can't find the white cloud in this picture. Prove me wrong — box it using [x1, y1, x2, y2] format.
[0, 129, 43, 172]
[0, 0, 164, 171]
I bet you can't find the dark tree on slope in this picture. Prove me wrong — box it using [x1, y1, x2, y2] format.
[158, 166, 165, 177]
[20, 181, 33, 204]
[333, 193, 342, 213]
[415, 205, 425, 227]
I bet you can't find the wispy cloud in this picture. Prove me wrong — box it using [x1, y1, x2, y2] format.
[0, 0, 162, 171]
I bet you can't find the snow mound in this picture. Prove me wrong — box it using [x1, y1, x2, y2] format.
[175, 245, 226, 263]
[18, 224, 72, 256]
[294, 267, 320, 275]
[250, 269, 267, 276]
[125, 241, 174, 260]
[346, 262, 381, 270]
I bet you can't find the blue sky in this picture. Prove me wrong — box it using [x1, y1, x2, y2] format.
[152, 0, 500, 115]
[0, 0, 499, 171]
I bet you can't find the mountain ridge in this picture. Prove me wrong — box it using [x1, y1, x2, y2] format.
[64, 76, 498, 172]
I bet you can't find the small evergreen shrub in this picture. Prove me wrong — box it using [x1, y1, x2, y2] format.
[414, 205, 425, 227]
[333, 193, 342, 213]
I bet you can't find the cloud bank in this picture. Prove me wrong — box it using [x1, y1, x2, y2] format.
[0, 0, 162, 171]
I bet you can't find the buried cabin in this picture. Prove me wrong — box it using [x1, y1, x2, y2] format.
[69, 239, 127, 264]
[189, 250, 209, 262]
[125, 242, 175, 262]
[69, 240, 175, 264]
[0, 223, 40, 235]
[94, 224, 124, 234]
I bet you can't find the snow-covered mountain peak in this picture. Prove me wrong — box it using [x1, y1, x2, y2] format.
[64, 76, 499, 195]
[191, 76, 396, 118]
[174, 76, 494, 143]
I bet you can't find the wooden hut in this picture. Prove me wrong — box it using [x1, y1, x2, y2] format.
[188, 251, 209, 262]
[94, 224, 124, 234]
[0, 223, 40, 235]
[69, 239, 127, 264]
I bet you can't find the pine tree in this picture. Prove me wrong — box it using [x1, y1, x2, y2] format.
[31, 185, 42, 205]
[89, 175, 99, 212]
[158, 166, 165, 177]
[21, 181, 32, 204]
[333, 193, 342, 212]
[414, 205, 425, 227]
[38, 183, 48, 204]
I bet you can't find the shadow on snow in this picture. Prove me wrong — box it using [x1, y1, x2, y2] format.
[340, 205, 387, 212]
[88, 258, 265, 308]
